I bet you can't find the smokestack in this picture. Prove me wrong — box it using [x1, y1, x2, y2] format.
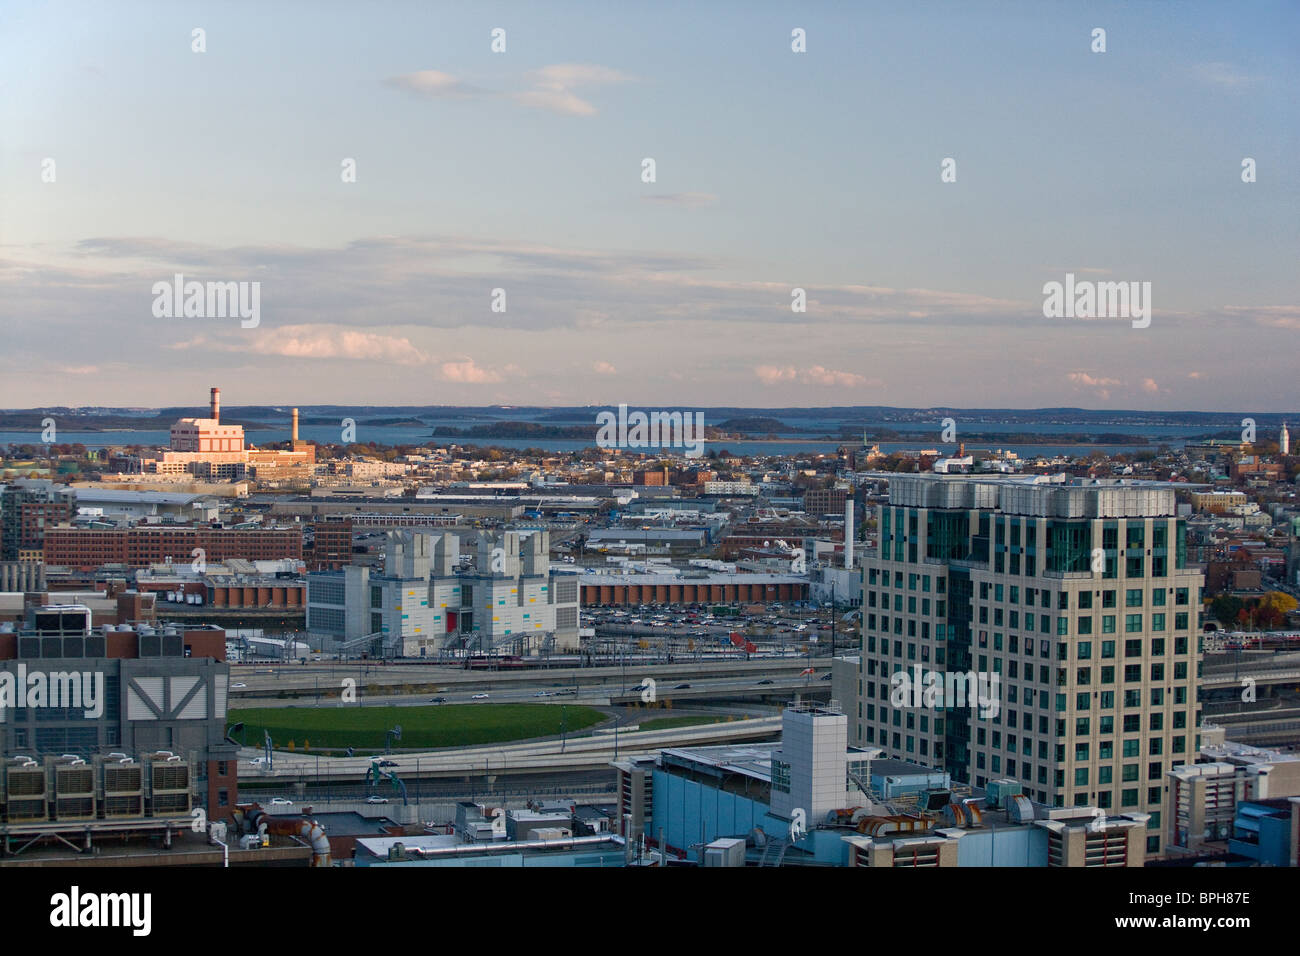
[210, 387, 220, 423]
[291, 407, 299, 443]
[844, 499, 854, 570]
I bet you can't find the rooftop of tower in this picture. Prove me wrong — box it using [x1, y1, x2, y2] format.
[873, 473, 1207, 518]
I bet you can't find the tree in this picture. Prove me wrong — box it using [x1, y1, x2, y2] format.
[1210, 594, 1244, 627]
[1260, 591, 1299, 616]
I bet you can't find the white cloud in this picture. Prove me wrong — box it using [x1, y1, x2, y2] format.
[385, 70, 484, 98]
[1067, 371, 1121, 400]
[756, 365, 870, 387]
[512, 63, 630, 116]
[592, 361, 617, 375]
[170, 326, 429, 365]
[1067, 372, 1120, 388]
[441, 358, 504, 383]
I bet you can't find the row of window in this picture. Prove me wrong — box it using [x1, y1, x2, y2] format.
[867, 634, 1194, 666]
[866, 674, 1194, 714]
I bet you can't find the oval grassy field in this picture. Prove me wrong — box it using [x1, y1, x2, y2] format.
[229, 703, 607, 754]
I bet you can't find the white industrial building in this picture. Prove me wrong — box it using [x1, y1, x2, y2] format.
[306, 529, 580, 657]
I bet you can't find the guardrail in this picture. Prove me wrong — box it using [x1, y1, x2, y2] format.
[1202, 669, 1300, 686]
[242, 716, 783, 780]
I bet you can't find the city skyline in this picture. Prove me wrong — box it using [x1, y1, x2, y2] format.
[3, 1, 1296, 409]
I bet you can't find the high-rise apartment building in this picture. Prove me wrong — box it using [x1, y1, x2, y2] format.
[855, 474, 1203, 856]
[0, 479, 76, 561]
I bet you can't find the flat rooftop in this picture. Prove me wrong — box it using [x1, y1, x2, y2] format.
[661, 742, 779, 783]
[880, 473, 1193, 518]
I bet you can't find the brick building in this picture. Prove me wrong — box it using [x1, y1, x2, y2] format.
[43, 526, 303, 571]
[305, 518, 354, 571]
[804, 487, 850, 516]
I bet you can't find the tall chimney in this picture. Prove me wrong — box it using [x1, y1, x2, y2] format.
[844, 498, 854, 570]
[291, 407, 299, 443]
[210, 387, 220, 423]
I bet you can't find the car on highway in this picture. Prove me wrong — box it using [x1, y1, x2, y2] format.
[820, 673, 833, 681]
[757, 679, 774, 685]
[365, 796, 389, 804]
[471, 693, 490, 700]
[534, 690, 551, 697]
[673, 683, 691, 690]
[247, 757, 268, 767]
[373, 759, 397, 768]
[429, 696, 448, 704]
[269, 797, 293, 806]
[231, 682, 247, 688]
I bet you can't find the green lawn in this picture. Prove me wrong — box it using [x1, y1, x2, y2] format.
[229, 703, 607, 753]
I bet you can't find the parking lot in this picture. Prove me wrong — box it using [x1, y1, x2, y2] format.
[582, 600, 858, 660]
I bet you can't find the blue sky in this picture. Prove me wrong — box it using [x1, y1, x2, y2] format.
[2, 0, 1297, 410]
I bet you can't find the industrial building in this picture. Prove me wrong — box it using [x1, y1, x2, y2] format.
[135, 560, 306, 611]
[68, 487, 220, 523]
[580, 571, 808, 606]
[0, 603, 238, 860]
[130, 387, 315, 481]
[306, 529, 580, 656]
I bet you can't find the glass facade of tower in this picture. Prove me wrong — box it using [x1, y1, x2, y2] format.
[857, 477, 1203, 856]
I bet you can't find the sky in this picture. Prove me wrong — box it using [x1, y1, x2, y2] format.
[1, 0, 1297, 411]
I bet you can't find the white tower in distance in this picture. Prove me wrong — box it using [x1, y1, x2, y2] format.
[1281, 422, 1290, 456]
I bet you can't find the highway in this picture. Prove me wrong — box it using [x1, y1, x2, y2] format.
[227, 655, 838, 705]
[233, 669, 833, 710]
[238, 714, 784, 783]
